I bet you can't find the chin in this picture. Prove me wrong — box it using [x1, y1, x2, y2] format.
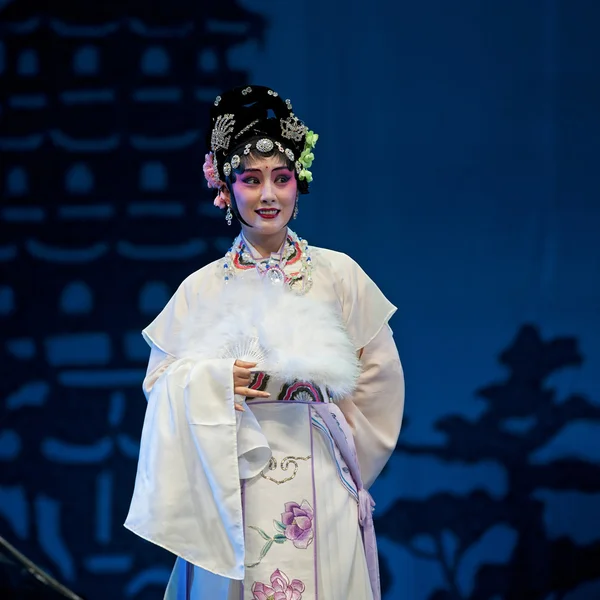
[256, 222, 287, 234]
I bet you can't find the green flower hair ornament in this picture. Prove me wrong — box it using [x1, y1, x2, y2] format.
[298, 130, 319, 183]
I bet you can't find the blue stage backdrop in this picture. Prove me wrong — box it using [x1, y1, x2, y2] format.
[1, 1, 599, 599]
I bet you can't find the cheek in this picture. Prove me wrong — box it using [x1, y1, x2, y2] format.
[281, 181, 298, 204]
[231, 183, 254, 210]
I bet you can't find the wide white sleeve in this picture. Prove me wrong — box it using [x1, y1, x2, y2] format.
[142, 346, 176, 398]
[125, 356, 270, 579]
[331, 252, 404, 488]
[139, 277, 194, 397]
[337, 325, 404, 489]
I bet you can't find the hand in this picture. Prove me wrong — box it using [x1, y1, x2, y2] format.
[233, 360, 270, 411]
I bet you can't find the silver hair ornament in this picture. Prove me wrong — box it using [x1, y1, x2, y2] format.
[256, 138, 275, 153]
[235, 119, 260, 140]
[280, 114, 307, 142]
[211, 114, 236, 152]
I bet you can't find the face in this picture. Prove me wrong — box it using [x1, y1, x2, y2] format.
[229, 154, 297, 237]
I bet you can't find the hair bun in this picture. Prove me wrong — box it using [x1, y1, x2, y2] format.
[207, 85, 312, 193]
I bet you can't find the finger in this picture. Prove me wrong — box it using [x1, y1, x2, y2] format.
[233, 368, 252, 379]
[233, 377, 252, 389]
[235, 403, 245, 412]
[235, 360, 257, 368]
[235, 387, 270, 399]
[234, 387, 270, 398]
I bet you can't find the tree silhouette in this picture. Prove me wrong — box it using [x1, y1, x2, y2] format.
[378, 325, 600, 599]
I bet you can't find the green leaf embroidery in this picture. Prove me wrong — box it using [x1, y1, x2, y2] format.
[273, 534, 287, 544]
[249, 526, 271, 541]
[259, 539, 274, 560]
[273, 520, 286, 533]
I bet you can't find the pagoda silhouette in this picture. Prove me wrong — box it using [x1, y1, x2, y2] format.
[0, 1, 265, 598]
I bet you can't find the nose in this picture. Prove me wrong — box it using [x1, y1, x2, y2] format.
[260, 179, 276, 203]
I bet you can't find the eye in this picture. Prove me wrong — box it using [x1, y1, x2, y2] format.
[242, 176, 260, 184]
[275, 175, 291, 184]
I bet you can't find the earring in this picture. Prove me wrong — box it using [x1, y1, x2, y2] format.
[226, 205, 232, 226]
[293, 202, 299, 220]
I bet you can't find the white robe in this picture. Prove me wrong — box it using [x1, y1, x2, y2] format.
[124, 245, 405, 599]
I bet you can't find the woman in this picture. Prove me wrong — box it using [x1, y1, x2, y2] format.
[125, 85, 404, 600]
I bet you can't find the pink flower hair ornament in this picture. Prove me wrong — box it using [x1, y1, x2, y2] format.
[203, 151, 228, 209]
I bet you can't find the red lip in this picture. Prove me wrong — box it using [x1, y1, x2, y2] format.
[255, 209, 280, 220]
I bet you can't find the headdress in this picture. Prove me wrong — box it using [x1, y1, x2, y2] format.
[203, 85, 318, 209]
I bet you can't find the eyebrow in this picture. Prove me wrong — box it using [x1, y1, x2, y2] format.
[242, 166, 291, 174]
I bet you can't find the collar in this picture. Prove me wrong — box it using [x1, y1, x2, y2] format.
[241, 230, 288, 263]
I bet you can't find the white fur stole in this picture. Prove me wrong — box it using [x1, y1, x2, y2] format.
[178, 277, 360, 399]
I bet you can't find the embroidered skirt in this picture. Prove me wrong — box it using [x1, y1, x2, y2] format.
[164, 377, 375, 600]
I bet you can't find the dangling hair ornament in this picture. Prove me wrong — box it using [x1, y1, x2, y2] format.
[203, 151, 228, 209]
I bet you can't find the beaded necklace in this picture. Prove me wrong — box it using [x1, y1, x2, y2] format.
[221, 229, 313, 295]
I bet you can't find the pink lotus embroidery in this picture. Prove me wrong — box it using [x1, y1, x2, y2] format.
[251, 568, 305, 600]
[281, 500, 314, 549]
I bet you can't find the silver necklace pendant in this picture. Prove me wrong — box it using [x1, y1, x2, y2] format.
[266, 266, 286, 285]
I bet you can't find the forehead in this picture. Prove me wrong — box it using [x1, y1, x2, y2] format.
[243, 153, 289, 169]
